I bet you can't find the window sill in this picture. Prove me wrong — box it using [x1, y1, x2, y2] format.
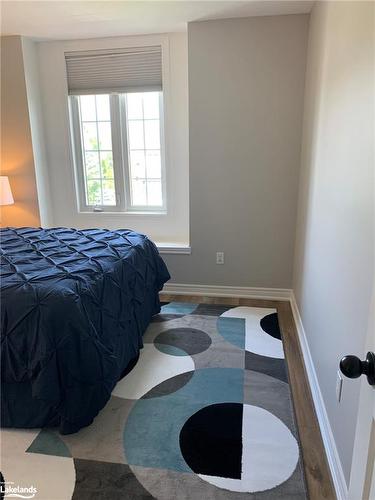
[156, 243, 191, 255]
[78, 210, 167, 216]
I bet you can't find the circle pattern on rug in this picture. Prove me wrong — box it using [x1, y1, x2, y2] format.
[219, 307, 284, 359]
[154, 328, 211, 356]
[142, 371, 195, 399]
[112, 344, 194, 399]
[179, 403, 299, 493]
[260, 313, 281, 340]
[123, 368, 244, 473]
[179, 403, 243, 479]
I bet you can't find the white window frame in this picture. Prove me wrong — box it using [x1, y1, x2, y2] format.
[69, 91, 167, 214]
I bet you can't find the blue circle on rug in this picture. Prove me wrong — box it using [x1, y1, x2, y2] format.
[123, 368, 244, 473]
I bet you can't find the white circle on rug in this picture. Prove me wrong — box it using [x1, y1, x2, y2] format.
[112, 344, 194, 399]
[221, 307, 284, 359]
[198, 404, 299, 492]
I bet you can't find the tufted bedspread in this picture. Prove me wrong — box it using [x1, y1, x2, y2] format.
[0, 227, 170, 433]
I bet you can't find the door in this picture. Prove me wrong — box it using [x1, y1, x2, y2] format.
[346, 287, 375, 500]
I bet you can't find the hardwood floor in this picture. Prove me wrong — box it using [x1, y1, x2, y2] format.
[161, 293, 336, 500]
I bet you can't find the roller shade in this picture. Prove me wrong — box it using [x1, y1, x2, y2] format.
[65, 45, 162, 95]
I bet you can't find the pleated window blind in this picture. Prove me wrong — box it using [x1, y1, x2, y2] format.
[65, 45, 162, 95]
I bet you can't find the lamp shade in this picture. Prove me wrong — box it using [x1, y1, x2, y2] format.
[0, 176, 14, 205]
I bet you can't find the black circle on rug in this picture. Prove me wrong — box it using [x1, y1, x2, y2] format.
[154, 328, 211, 355]
[260, 313, 281, 340]
[179, 403, 243, 479]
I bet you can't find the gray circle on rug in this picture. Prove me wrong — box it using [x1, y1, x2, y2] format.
[129, 461, 307, 500]
[141, 371, 195, 399]
[154, 328, 211, 356]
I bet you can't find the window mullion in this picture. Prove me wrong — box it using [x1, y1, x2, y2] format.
[121, 95, 132, 210]
[110, 94, 125, 211]
[141, 95, 148, 205]
[93, 96, 103, 206]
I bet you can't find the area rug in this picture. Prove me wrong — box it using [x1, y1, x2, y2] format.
[1, 303, 308, 500]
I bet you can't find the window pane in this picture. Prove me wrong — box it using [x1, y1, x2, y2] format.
[146, 150, 161, 178]
[128, 120, 144, 149]
[85, 151, 100, 179]
[100, 151, 114, 179]
[80, 95, 96, 121]
[144, 120, 160, 149]
[123, 91, 164, 209]
[96, 95, 110, 121]
[130, 150, 146, 178]
[143, 92, 159, 119]
[131, 179, 147, 206]
[75, 93, 118, 207]
[83, 122, 98, 150]
[147, 180, 162, 206]
[87, 180, 102, 205]
[126, 93, 143, 119]
[102, 179, 116, 205]
[98, 122, 112, 150]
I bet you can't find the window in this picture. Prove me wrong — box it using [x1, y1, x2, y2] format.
[66, 44, 165, 214]
[70, 91, 165, 213]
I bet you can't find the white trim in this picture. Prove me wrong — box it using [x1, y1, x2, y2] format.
[156, 244, 191, 255]
[160, 283, 292, 300]
[77, 210, 167, 216]
[290, 292, 348, 500]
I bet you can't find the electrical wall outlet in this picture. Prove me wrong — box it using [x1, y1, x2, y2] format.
[336, 370, 343, 402]
[216, 252, 224, 265]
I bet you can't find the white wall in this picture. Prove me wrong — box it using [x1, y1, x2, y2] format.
[37, 32, 189, 245]
[21, 37, 53, 227]
[293, 0, 374, 487]
[165, 14, 309, 287]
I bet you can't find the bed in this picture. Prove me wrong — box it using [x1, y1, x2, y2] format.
[0, 227, 170, 434]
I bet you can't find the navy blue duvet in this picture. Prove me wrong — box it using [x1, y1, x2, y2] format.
[0, 227, 170, 434]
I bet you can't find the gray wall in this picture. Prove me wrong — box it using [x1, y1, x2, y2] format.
[293, 1, 374, 484]
[165, 14, 309, 287]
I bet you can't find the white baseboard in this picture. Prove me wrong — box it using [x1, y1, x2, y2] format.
[290, 292, 348, 500]
[161, 283, 292, 301]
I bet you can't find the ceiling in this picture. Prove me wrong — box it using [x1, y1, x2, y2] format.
[1, 0, 313, 41]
